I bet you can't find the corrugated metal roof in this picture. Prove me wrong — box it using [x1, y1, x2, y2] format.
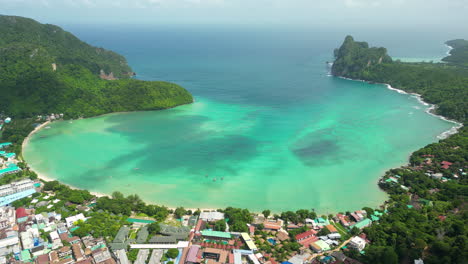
[201, 230, 231, 239]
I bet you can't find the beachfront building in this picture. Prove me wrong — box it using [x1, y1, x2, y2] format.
[0, 179, 36, 206]
[0, 151, 15, 160]
[0, 164, 22, 178]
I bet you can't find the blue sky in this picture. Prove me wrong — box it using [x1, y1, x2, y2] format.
[1, 0, 467, 28]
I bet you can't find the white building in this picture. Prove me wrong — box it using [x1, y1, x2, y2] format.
[0, 180, 37, 206]
[0, 207, 20, 256]
[65, 213, 86, 228]
[199, 211, 225, 222]
[348, 236, 366, 251]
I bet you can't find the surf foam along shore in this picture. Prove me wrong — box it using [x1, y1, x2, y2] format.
[334, 74, 463, 140]
[384, 84, 463, 139]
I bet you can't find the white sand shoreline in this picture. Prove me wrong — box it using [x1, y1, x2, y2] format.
[21, 119, 221, 210]
[21, 121, 107, 198]
[337, 76, 463, 139]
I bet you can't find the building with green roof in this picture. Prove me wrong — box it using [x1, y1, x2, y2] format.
[20, 250, 31, 262]
[350, 218, 372, 230]
[373, 211, 383, 217]
[418, 199, 433, 207]
[0, 142, 12, 149]
[201, 230, 231, 240]
[315, 240, 331, 251]
[127, 218, 155, 224]
[0, 165, 21, 176]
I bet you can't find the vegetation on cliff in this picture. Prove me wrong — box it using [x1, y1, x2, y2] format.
[0, 15, 193, 118]
[332, 35, 392, 78]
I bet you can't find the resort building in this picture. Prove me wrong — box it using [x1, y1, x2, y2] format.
[0, 165, 22, 178]
[0, 180, 36, 206]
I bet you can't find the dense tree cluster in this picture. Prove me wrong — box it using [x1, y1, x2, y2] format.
[43, 180, 93, 204]
[222, 207, 253, 232]
[213, 219, 227, 231]
[95, 191, 169, 220]
[72, 212, 128, 239]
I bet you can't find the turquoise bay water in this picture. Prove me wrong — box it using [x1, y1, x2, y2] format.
[24, 26, 454, 212]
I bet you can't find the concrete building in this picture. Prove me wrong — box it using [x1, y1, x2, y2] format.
[348, 236, 366, 251]
[0, 180, 36, 206]
[65, 213, 86, 228]
[0, 207, 20, 257]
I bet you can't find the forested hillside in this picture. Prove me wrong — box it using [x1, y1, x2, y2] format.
[332, 36, 468, 123]
[443, 39, 468, 67]
[0, 15, 193, 118]
[333, 36, 468, 264]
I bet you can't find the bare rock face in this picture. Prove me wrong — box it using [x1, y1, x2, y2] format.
[99, 69, 117, 80]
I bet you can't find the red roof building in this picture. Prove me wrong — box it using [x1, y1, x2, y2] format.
[249, 225, 255, 235]
[195, 219, 204, 233]
[16, 208, 28, 219]
[441, 161, 453, 169]
[325, 224, 338, 233]
[298, 235, 319, 247]
[263, 223, 281, 231]
[295, 230, 317, 241]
